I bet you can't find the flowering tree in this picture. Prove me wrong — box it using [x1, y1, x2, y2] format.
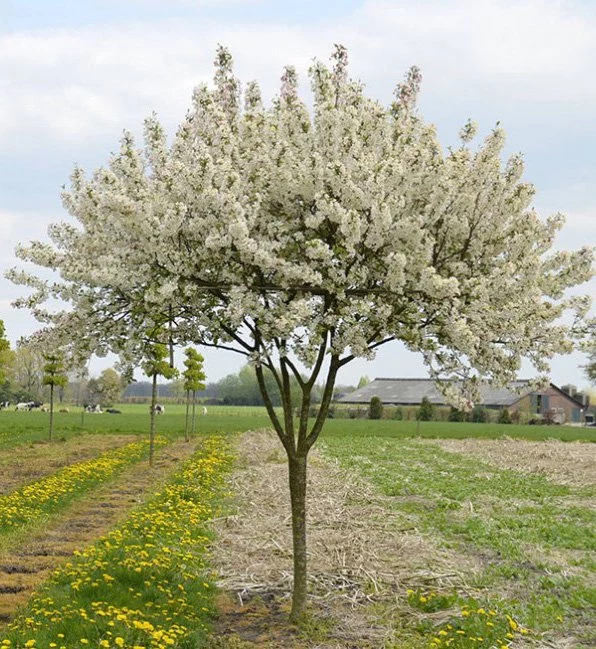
[8, 46, 593, 619]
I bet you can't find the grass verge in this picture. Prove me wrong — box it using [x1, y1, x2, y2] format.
[323, 436, 595, 648]
[0, 435, 234, 649]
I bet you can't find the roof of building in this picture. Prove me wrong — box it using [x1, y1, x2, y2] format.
[338, 378, 533, 407]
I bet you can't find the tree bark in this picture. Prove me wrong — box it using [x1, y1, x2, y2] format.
[49, 384, 54, 442]
[184, 389, 191, 442]
[288, 452, 308, 622]
[149, 374, 157, 466]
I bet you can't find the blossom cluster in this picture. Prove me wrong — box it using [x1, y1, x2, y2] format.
[0, 439, 166, 533]
[1, 436, 233, 649]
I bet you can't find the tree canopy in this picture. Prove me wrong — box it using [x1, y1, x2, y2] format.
[9, 46, 592, 410]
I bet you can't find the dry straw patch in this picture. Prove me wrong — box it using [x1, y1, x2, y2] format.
[212, 430, 479, 648]
[421, 437, 596, 489]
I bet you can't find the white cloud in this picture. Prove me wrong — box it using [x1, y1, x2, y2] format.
[1, 0, 595, 151]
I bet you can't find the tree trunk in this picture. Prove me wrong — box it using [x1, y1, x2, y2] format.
[191, 390, 197, 437]
[288, 452, 308, 622]
[149, 374, 157, 467]
[49, 384, 54, 442]
[184, 389, 191, 442]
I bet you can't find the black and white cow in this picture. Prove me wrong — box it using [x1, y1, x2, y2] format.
[154, 404, 165, 415]
[84, 404, 102, 413]
[0, 401, 9, 410]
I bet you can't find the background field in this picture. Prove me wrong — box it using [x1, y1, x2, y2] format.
[1, 404, 594, 448]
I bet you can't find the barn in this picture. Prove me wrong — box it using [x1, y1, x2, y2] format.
[338, 378, 588, 424]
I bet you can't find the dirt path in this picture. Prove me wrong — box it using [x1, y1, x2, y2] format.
[210, 431, 474, 648]
[0, 434, 136, 495]
[420, 437, 596, 488]
[0, 438, 198, 624]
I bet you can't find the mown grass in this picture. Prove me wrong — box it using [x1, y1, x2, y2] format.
[323, 435, 595, 648]
[1, 436, 234, 649]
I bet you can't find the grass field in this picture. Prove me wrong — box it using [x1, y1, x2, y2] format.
[1, 404, 594, 447]
[0, 406, 594, 647]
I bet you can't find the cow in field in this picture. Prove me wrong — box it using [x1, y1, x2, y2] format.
[84, 404, 102, 413]
[0, 401, 9, 410]
[15, 402, 32, 411]
[106, 408, 121, 414]
[154, 404, 165, 415]
[202, 407, 208, 416]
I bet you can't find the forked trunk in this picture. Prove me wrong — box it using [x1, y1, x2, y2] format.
[288, 453, 308, 622]
[254, 350, 340, 622]
[149, 374, 157, 466]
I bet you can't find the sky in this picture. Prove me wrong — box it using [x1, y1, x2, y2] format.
[1, 0, 595, 387]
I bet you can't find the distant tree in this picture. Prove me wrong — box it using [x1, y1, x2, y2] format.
[183, 348, 206, 441]
[167, 377, 187, 402]
[142, 343, 178, 466]
[368, 396, 383, 419]
[9, 340, 44, 400]
[0, 320, 13, 386]
[97, 368, 123, 406]
[357, 375, 371, 389]
[84, 378, 101, 406]
[43, 353, 68, 441]
[584, 324, 596, 384]
[417, 397, 434, 421]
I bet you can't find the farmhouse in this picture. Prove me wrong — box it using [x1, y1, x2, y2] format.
[339, 378, 588, 423]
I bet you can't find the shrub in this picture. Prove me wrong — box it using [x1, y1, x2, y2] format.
[393, 406, 403, 420]
[448, 406, 467, 422]
[469, 405, 489, 423]
[417, 397, 434, 421]
[498, 408, 512, 424]
[369, 396, 383, 419]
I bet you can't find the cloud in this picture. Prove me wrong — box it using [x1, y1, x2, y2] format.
[1, 0, 595, 153]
